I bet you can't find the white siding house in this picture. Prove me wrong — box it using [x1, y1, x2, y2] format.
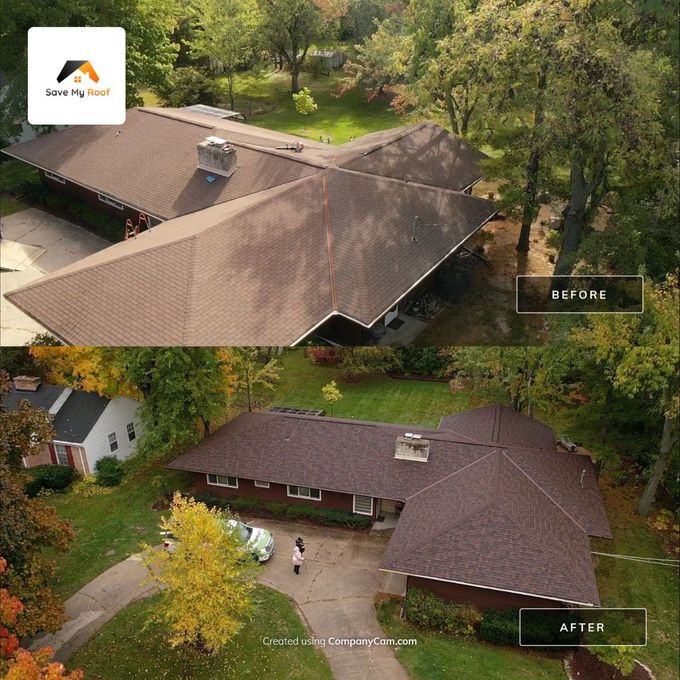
[80, 396, 143, 471]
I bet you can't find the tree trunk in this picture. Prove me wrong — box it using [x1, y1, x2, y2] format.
[291, 67, 300, 94]
[638, 416, 678, 516]
[226, 71, 235, 111]
[444, 89, 460, 136]
[516, 66, 547, 253]
[553, 154, 589, 277]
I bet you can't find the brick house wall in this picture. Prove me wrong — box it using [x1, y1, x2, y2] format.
[406, 575, 561, 609]
[191, 472, 378, 519]
[23, 442, 89, 474]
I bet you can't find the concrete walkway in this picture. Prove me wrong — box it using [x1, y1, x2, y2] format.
[30, 554, 159, 663]
[32, 520, 408, 679]
[1, 208, 109, 345]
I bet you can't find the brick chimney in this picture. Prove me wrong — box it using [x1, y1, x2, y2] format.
[394, 434, 430, 462]
[197, 136, 239, 177]
[13, 375, 42, 392]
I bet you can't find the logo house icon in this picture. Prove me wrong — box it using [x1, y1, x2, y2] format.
[56, 60, 99, 84]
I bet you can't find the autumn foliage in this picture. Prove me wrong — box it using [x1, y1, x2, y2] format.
[0, 558, 83, 679]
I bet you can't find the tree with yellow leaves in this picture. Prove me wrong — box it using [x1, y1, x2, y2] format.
[321, 380, 342, 416]
[142, 493, 257, 653]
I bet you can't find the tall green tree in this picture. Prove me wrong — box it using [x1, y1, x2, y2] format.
[231, 347, 281, 412]
[572, 276, 679, 515]
[259, 0, 323, 92]
[188, 0, 261, 110]
[113, 348, 230, 463]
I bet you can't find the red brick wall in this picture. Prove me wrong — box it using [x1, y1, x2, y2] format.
[407, 576, 561, 609]
[191, 472, 376, 517]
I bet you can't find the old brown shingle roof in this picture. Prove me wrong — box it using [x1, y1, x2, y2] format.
[3, 109, 496, 345]
[167, 406, 611, 604]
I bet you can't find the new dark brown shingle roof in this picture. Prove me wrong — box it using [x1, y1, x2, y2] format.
[382, 450, 602, 605]
[3, 109, 496, 345]
[167, 406, 611, 605]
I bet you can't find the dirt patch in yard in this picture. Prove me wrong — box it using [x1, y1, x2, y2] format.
[416, 181, 562, 346]
[569, 649, 653, 680]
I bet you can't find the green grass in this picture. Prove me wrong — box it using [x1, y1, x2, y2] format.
[231, 69, 399, 144]
[0, 194, 29, 216]
[376, 599, 565, 680]
[592, 481, 679, 680]
[273, 350, 468, 427]
[69, 586, 332, 680]
[46, 467, 191, 599]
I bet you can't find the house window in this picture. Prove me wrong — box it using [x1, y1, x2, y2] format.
[45, 171, 66, 184]
[287, 485, 321, 501]
[108, 432, 119, 453]
[97, 193, 124, 210]
[254, 480, 270, 488]
[55, 444, 69, 466]
[207, 474, 238, 488]
[353, 495, 373, 516]
[126, 422, 136, 442]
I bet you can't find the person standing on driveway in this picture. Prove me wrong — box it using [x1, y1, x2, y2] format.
[292, 544, 305, 575]
[295, 536, 305, 554]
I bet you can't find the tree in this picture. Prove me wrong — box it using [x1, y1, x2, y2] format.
[572, 276, 679, 515]
[321, 380, 342, 415]
[29, 347, 138, 400]
[293, 86, 318, 115]
[143, 493, 256, 653]
[188, 0, 261, 110]
[152, 65, 222, 107]
[0, 470, 73, 638]
[0, 558, 83, 680]
[444, 346, 574, 416]
[259, 0, 323, 92]
[113, 348, 231, 464]
[338, 347, 401, 381]
[231, 347, 281, 412]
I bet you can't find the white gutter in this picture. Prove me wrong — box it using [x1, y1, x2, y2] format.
[379, 568, 597, 608]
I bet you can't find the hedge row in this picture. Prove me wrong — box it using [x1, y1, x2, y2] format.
[193, 492, 372, 529]
[405, 588, 481, 637]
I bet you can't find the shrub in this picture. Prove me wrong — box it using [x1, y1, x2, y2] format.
[193, 492, 221, 507]
[25, 464, 79, 497]
[592, 646, 636, 675]
[264, 501, 288, 518]
[153, 66, 221, 108]
[72, 474, 113, 497]
[305, 347, 342, 366]
[477, 609, 519, 645]
[395, 347, 448, 376]
[405, 588, 481, 636]
[95, 456, 124, 487]
[284, 504, 372, 529]
[225, 496, 260, 513]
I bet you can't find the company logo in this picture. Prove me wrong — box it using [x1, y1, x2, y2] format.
[56, 60, 100, 84]
[28, 27, 125, 125]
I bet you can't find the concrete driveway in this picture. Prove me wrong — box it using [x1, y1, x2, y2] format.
[31, 520, 409, 680]
[252, 519, 409, 680]
[1, 208, 109, 345]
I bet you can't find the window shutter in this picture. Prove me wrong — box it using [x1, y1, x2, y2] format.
[48, 443, 57, 464]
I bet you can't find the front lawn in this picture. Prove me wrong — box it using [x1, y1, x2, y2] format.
[274, 350, 468, 427]
[69, 586, 332, 680]
[592, 478, 679, 680]
[45, 467, 191, 599]
[376, 598, 564, 680]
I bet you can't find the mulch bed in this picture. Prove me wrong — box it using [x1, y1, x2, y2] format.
[570, 649, 652, 680]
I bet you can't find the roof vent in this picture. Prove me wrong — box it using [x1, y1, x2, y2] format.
[395, 434, 430, 462]
[13, 375, 41, 392]
[197, 137, 239, 177]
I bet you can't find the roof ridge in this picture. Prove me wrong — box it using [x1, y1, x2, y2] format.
[502, 451, 589, 534]
[322, 174, 338, 309]
[405, 448, 500, 501]
[137, 106, 214, 130]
